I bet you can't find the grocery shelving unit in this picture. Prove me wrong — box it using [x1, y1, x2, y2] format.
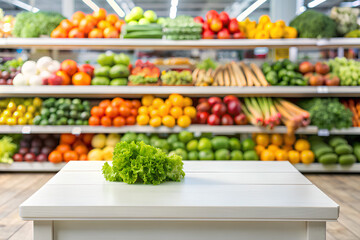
[1, 37, 360, 173]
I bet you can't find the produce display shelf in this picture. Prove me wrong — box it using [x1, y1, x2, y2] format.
[1, 85, 360, 98]
[1, 162, 359, 173]
[0, 125, 356, 135]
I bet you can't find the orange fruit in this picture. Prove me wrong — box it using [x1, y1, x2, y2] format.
[74, 145, 89, 155]
[301, 150, 315, 164]
[119, 106, 131, 117]
[260, 150, 275, 161]
[294, 139, 310, 151]
[271, 134, 283, 146]
[60, 134, 77, 145]
[73, 140, 85, 149]
[72, 72, 91, 85]
[72, 11, 86, 21]
[138, 106, 148, 115]
[114, 20, 125, 31]
[130, 108, 138, 117]
[85, 14, 98, 25]
[79, 154, 88, 161]
[105, 106, 119, 118]
[97, 20, 111, 30]
[177, 115, 191, 128]
[126, 116, 136, 125]
[170, 107, 183, 119]
[68, 28, 85, 38]
[255, 145, 265, 155]
[89, 116, 100, 126]
[282, 145, 293, 152]
[259, 15, 271, 24]
[255, 134, 270, 147]
[51, 27, 67, 38]
[137, 115, 149, 125]
[270, 26, 285, 39]
[183, 106, 196, 118]
[169, 94, 184, 107]
[142, 95, 154, 106]
[93, 8, 107, 21]
[284, 134, 296, 146]
[150, 109, 159, 118]
[91, 106, 105, 117]
[101, 116, 112, 127]
[59, 19, 74, 32]
[131, 100, 142, 109]
[79, 18, 95, 34]
[63, 150, 79, 162]
[165, 99, 172, 108]
[81, 134, 94, 145]
[275, 20, 286, 28]
[106, 14, 119, 25]
[162, 115, 175, 128]
[149, 116, 161, 127]
[158, 105, 170, 117]
[113, 116, 126, 127]
[56, 144, 72, 154]
[111, 97, 124, 107]
[183, 97, 193, 107]
[48, 150, 63, 163]
[267, 144, 280, 152]
[99, 99, 111, 109]
[103, 26, 119, 38]
[56, 71, 71, 85]
[284, 26, 298, 38]
[288, 150, 300, 164]
[88, 28, 103, 38]
[61, 59, 78, 76]
[72, 18, 81, 27]
[152, 98, 164, 109]
[275, 149, 288, 161]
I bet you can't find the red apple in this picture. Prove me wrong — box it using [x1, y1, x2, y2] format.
[202, 22, 211, 31]
[221, 114, 234, 125]
[196, 102, 211, 113]
[315, 62, 330, 75]
[196, 111, 209, 124]
[78, 64, 94, 77]
[24, 153, 36, 162]
[325, 75, 340, 86]
[18, 147, 29, 155]
[233, 31, 246, 39]
[207, 114, 220, 125]
[48, 73, 63, 85]
[202, 30, 215, 39]
[208, 97, 222, 106]
[228, 18, 239, 33]
[13, 153, 23, 162]
[36, 153, 48, 162]
[223, 95, 238, 104]
[227, 100, 242, 116]
[210, 18, 223, 32]
[194, 16, 204, 24]
[212, 103, 227, 117]
[234, 113, 248, 125]
[309, 74, 325, 86]
[198, 98, 208, 104]
[217, 28, 231, 39]
[206, 10, 219, 24]
[219, 11, 230, 27]
[299, 61, 314, 74]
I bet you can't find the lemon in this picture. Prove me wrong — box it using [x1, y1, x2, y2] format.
[17, 105, 27, 113]
[7, 102, 16, 112]
[170, 107, 183, 119]
[183, 97, 193, 107]
[33, 97, 42, 107]
[13, 111, 23, 119]
[152, 98, 164, 109]
[24, 112, 33, 120]
[2, 109, 12, 117]
[0, 116, 6, 125]
[183, 106, 196, 118]
[17, 117, 27, 125]
[27, 105, 36, 114]
[162, 115, 175, 128]
[6, 117, 16, 125]
[141, 95, 154, 106]
[149, 116, 161, 127]
[177, 115, 191, 128]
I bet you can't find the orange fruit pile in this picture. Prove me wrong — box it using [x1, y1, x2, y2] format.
[51, 8, 125, 38]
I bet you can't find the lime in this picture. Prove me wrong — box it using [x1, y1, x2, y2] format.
[70, 110, 78, 119]
[167, 134, 178, 145]
[75, 119, 83, 125]
[72, 99, 81, 105]
[172, 142, 185, 150]
[186, 139, 198, 151]
[77, 105, 84, 112]
[49, 107, 57, 114]
[198, 138, 212, 151]
[80, 112, 90, 120]
[40, 108, 50, 117]
[70, 105, 77, 111]
[174, 148, 188, 160]
[229, 138, 241, 150]
[56, 109, 65, 118]
[49, 113, 57, 120]
[33, 115, 42, 125]
[243, 150, 259, 160]
[48, 117, 56, 125]
[242, 138, 256, 151]
[83, 100, 90, 107]
[82, 120, 89, 125]
[215, 149, 230, 160]
[67, 119, 75, 125]
[178, 131, 193, 143]
[188, 151, 199, 160]
[40, 119, 49, 126]
[64, 99, 71, 105]
[199, 149, 214, 160]
[231, 150, 243, 160]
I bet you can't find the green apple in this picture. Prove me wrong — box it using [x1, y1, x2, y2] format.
[130, 6, 144, 20]
[144, 10, 157, 23]
[125, 14, 133, 23]
[157, 17, 165, 25]
[128, 21, 138, 25]
[138, 18, 150, 25]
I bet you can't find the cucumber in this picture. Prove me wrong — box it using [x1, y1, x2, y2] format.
[314, 146, 333, 158]
[123, 24, 162, 33]
[318, 153, 338, 165]
[339, 154, 356, 165]
[354, 143, 360, 161]
[329, 137, 348, 147]
[335, 144, 353, 155]
[123, 31, 163, 39]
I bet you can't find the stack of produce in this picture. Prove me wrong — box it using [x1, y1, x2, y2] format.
[137, 94, 195, 128]
[254, 133, 314, 164]
[14, 11, 65, 38]
[51, 9, 124, 38]
[93, 53, 130, 86]
[299, 61, 339, 86]
[161, 70, 192, 86]
[262, 60, 306, 86]
[342, 99, 360, 127]
[0, 135, 19, 164]
[88, 133, 119, 161]
[300, 98, 352, 130]
[195, 96, 247, 126]
[33, 98, 90, 126]
[0, 14, 15, 38]
[162, 16, 202, 40]
[309, 136, 356, 165]
[238, 15, 297, 39]
[102, 141, 185, 185]
[192, 58, 217, 86]
[48, 134, 92, 163]
[211, 62, 267, 87]
[0, 58, 23, 85]
[153, 57, 193, 66]
[242, 98, 310, 134]
[89, 98, 140, 127]
[128, 60, 160, 85]
[196, 10, 245, 39]
[290, 10, 336, 38]
[328, 57, 360, 86]
[330, 7, 360, 37]
[122, 7, 162, 39]
[0, 98, 42, 125]
[13, 134, 58, 163]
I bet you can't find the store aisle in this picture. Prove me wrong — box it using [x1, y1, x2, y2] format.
[1, 173, 359, 240]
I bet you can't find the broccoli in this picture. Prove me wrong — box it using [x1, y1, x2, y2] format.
[290, 10, 337, 38]
[13, 11, 65, 38]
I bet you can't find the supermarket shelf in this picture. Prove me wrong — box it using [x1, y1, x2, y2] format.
[0, 162, 66, 172]
[295, 163, 360, 173]
[1, 162, 359, 173]
[1, 86, 360, 98]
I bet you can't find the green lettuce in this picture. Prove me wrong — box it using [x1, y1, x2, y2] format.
[102, 141, 185, 185]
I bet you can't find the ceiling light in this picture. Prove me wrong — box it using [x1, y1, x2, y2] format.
[307, 0, 326, 8]
[1, 0, 39, 12]
[82, 0, 99, 12]
[169, 0, 179, 19]
[106, 0, 125, 17]
[237, 0, 267, 21]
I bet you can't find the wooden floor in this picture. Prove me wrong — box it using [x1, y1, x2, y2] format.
[0, 173, 359, 240]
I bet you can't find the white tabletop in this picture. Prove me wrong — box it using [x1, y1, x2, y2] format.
[20, 161, 338, 221]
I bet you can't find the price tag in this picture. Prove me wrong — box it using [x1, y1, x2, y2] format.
[275, 48, 289, 60]
[72, 127, 82, 136]
[318, 129, 330, 136]
[21, 126, 31, 134]
[317, 86, 329, 94]
[194, 132, 201, 137]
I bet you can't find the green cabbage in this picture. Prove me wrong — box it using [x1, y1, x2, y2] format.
[0, 136, 17, 164]
[102, 141, 185, 185]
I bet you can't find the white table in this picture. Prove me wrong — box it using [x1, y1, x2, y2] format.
[20, 161, 339, 240]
